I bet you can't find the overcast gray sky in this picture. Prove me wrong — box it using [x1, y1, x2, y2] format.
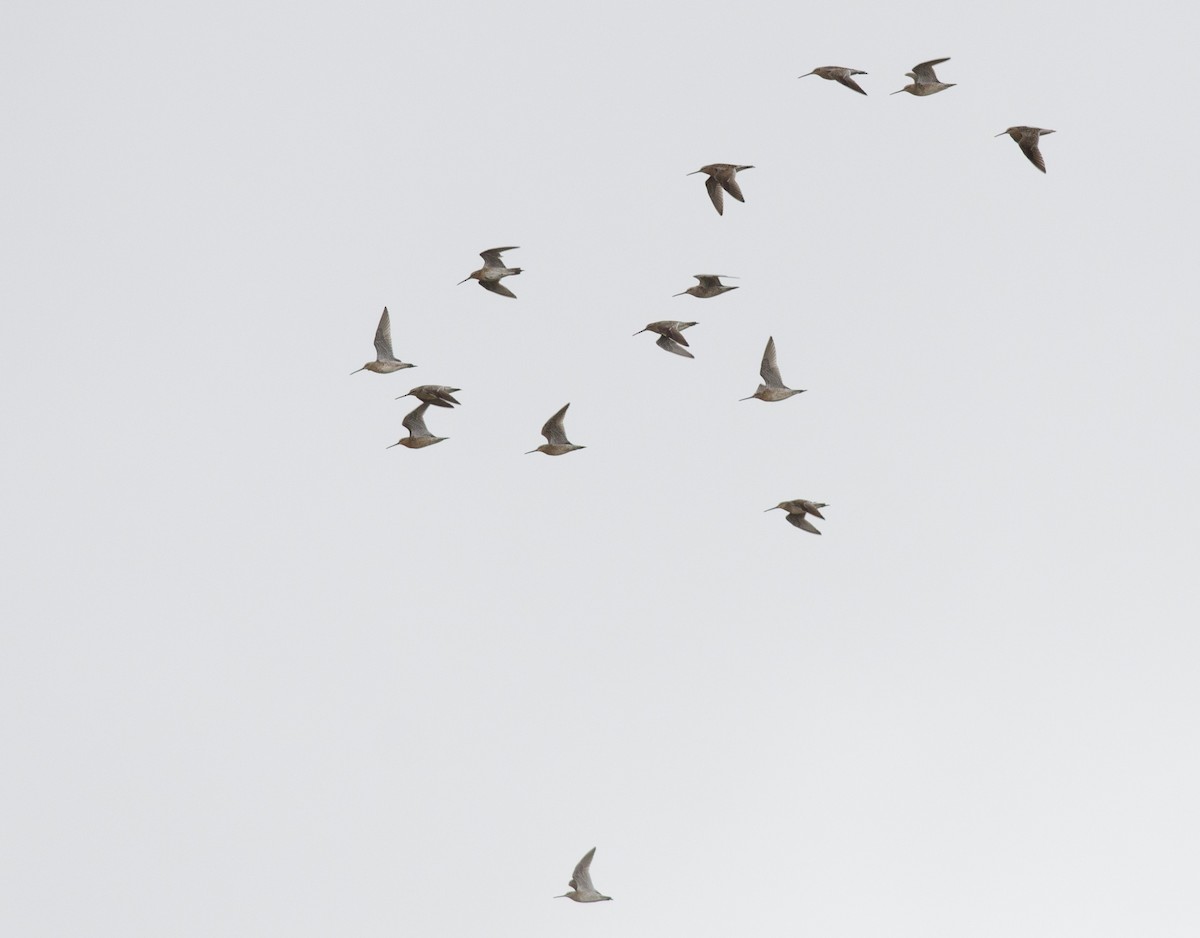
[4, 0, 1200, 935]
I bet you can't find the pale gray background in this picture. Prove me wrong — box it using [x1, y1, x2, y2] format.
[3, 0, 1199, 934]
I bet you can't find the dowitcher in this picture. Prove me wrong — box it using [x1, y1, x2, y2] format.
[996, 126, 1055, 173]
[555, 847, 612, 903]
[634, 320, 698, 359]
[395, 385, 462, 408]
[688, 164, 753, 216]
[741, 336, 805, 402]
[387, 403, 447, 449]
[891, 58, 955, 96]
[458, 246, 522, 298]
[673, 274, 739, 299]
[527, 403, 585, 456]
[798, 66, 868, 95]
[766, 499, 829, 534]
[350, 307, 415, 375]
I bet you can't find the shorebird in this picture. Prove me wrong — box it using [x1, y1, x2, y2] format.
[387, 403, 447, 449]
[798, 66, 868, 95]
[555, 847, 612, 903]
[350, 307, 415, 374]
[766, 499, 829, 534]
[458, 246, 522, 298]
[673, 275, 739, 299]
[891, 58, 955, 96]
[996, 126, 1055, 173]
[527, 403, 585, 456]
[688, 164, 753, 215]
[741, 336, 805, 401]
[634, 320, 697, 359]
[395, 385, 462, 408]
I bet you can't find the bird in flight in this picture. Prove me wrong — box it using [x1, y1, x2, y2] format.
[996, 126, 1056, 173]
[527, 403, 585, 456]
[458, 246, 522, 298]
[891, 57, 955, 96]
[395, 385, 462, 408]
[798, 65, 868, 95]
[766, 499, 829, 534]
[673, 274, 739, 299]
[350, 307, 415, 375]
[740, 336, 805, 402]
[634, 320, 698, 358]
[555, 847, 612, 902]
[388, 402, 448, 449]
[688, 164, 754, 215]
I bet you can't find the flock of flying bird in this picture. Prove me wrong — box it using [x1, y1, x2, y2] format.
[351, 55, 1053, 542]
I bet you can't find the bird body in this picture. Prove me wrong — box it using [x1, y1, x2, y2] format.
[555, 848, 611, 903]
[674, 274, 738, 299]
[799, 66, 868, 95]
[741, 336, 804, 401]
[891, 57, 955, 96]
[459, 246, 522, 298]
[767, 499, 829, 534]
[527, 403, 585, 455]
[996, 126, 1055, 173]
[388, 402, 447, 449]
[634, 320, 697, 358]
[396, 385, 462, 408]
[351, 307, 415, 375]
[688, 164, 754, 215]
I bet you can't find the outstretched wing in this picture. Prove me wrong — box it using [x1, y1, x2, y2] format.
[836, 73, 867, 95]
[911, 57, 950, 83]
[541, 403, 572, 445]
[657, 334, 695, 358]
[786, 512, 821, 534]
[569, 848, 597, 893]
[374, 307, 396, 362]
[402, 402, 432, 438]
[704, 176, 725, 215]
[759, 336, 784, 387]
[801, 501, 827, 520]
[1017, 133, 1047, 173]
[480, 280, 517, 299]
[661, 322, 691, 346]
[479, 246, 518, 267]
[720, 174, 745, 204]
